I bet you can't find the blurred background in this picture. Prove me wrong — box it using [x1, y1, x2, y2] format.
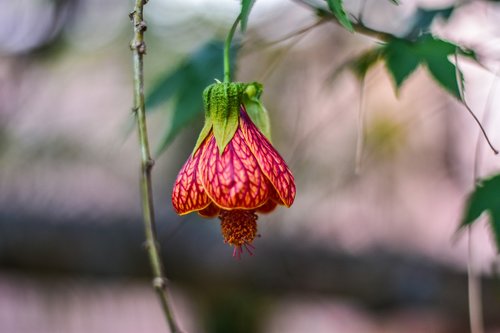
[1, 0, 500, 332]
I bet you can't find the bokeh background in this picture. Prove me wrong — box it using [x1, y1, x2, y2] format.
[1, 0, 500, 332]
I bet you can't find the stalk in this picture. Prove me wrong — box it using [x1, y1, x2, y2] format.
[130, 1, 182, 331]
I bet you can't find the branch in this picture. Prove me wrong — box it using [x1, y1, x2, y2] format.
[129, 1, 182, 332]
[291, 0, 396, 41]
[454, 51, 498, 155]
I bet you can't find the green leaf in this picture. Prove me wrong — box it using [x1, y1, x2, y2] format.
[240, 0, 256, 32]
[154, 81, 206, 156]
[383, 39, 420, 90]
[461, 174, 500, 252]
[243, 83, 272, 141]
[414, 36, 463, 100]
[350, 48, 383, 80]
[382, 34, 474, 100]
[388, 0, 400, 4]
[326, 0, 354, 32]
[424, 55, 461, 100]
[145, 68, 184, 111]
[413, 34, 457, 56]
[144, 41, 237, 156]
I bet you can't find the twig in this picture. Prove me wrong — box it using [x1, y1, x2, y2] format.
[130, 1, 182, 332]
[241, 18, 327, 54]
[466, 66, 499, 333]
[291, 0, 396, 41]
[455, 50, 485, 333]
[355, 77, 366, 175]
[473, 66, 500, 180]
[454, 51, 498, 155]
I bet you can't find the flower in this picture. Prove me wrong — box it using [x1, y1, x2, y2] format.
[171, 83, 295, 258]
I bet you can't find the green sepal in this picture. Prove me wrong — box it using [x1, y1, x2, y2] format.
[203, 82, 245, 154]
[242, 82, 272, 141]
[192, 117, 213, 154]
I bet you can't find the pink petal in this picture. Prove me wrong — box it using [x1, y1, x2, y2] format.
[239, 107, 296, 207]
[171, 138, 211, 215]
[199, 128, 271, 210]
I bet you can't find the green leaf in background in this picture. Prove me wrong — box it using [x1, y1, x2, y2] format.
[145, 41, 237, 156]
[326, 0, 354, 32]
[240, 0, 256, 32]
[382, 34, 474, 100]
[348, 48, 383, 80]
[425, 55, 461, 99]
[460, 174, 500, 252]
[383, 39, 420, 89]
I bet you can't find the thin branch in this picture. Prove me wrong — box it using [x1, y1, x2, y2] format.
[455, 50, 485, 333]
[466, 66, 500, 333]
[242, 18, 327, 54]
[291, 0, 396, 41]
[473, 66, 500, 180]
[257, 29, 310, 82]
[355, 77, 366, 175]
[130, 1, 182, 332]
[454, 51, 498, 155]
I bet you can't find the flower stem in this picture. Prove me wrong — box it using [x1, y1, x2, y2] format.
[130, 1, 182, 332]
[224, 14, 241, 83]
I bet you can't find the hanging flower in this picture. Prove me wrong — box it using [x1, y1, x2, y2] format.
[171, 82, 296, 258]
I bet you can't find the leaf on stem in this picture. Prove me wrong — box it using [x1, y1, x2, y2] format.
[326, 0, 354, 32]
[460, 174, 500, 252]
[382, 34, 474, 100]
[383, 39, 420, 90]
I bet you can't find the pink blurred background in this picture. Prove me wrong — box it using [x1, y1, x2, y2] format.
[0, 0, 499, 332]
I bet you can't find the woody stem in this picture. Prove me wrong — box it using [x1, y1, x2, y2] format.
[130, 0, 182, 332]
[224, 14, 241, 83]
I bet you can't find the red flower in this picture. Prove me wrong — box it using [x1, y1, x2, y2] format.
[172, 104, 295, 257]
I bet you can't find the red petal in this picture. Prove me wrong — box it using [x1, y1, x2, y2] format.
[198, 203, 220, 218]
[199, 128, 271, 210]
[239, 108, 296, 207]
[171, 139, 211, 215]
[256, 199, 278, 213]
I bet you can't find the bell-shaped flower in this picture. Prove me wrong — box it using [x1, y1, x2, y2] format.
[172, 82, 295, 257]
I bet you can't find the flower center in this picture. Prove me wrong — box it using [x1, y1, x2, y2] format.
[219, 210, 258, 257]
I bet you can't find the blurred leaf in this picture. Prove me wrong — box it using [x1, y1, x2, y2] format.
[388, 0, 400, 4]
[145, 41, 237, 156]
[406, 6, 454, 39]
[240, 0, 256, 32]
[326, 0, 354, 32]
[349, 48, 383, 79]
[461, 174, 500, 252]
[383, 39, 420, 89]
[425, 55, 461, 99]
[382, 34, 474, 100]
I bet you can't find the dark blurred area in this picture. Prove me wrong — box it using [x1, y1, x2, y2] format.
[1, 0, 500, 332]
